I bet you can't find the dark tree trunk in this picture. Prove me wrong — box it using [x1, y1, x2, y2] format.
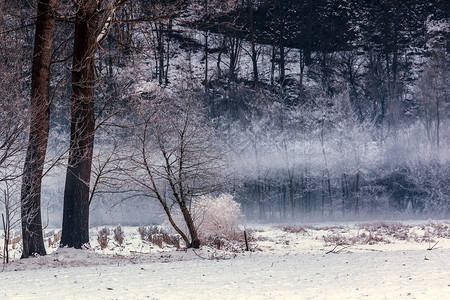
[21, 0, 57, 258]
[61, 0, 99, 248]
[217, 39, 223, 79]
[279, 45, 285, 84]
[248, 1, 258, 86]
[157, 22, 164, 85]
[299, 49, 305, 88]
[204, 31, 208, 88]
[289, 175, 294, 219]
[228, 36, 240, 82]
[321, 177, 325, 217]
[270, 46, 275, 85]
[180, 202, 200, 248]
[203, 0, 209, 88]
[354, 171, 360, 215]
[304, 0, 312, 66]
[341, 173, 348, 217]
[165, 18, 172, 85]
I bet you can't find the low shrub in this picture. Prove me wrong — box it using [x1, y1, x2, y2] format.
[113, 225, 124, 246]
[97, 227, 110, 249]
[138, 226, 180, 249]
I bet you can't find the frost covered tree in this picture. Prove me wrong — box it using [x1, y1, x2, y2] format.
[129, 91, 225, 248]
[416, 49, 449, 149]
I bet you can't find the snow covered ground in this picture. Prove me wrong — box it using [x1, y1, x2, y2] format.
[1, 221, 450, 299]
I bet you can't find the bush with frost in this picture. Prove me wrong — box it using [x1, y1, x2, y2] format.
[168, 193, 244, 241]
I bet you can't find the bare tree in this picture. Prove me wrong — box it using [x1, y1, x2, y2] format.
[243, 0, 260, 86]
[416, 50, 449, 149]
[0, 103, 27, 186]
[137, 0, 179, 86]
[0, 99, 25, 263]
[129, 93, 225, 248]
[2, 181, 21, 264]
[88, 131, 135, 208]
[0, 1, 29, 183]
[61, 0, 130, 248]
[0, 1, 32, 260]
[19, 0, 59, 258]
[60, 0, 99, 247]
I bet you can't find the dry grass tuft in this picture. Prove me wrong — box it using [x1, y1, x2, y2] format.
[359, 222, 412, 241]
[279, 226, 309, 235]
[138, 226, 180, 249]
[417, 222, 450, 243]
[113, 225, 124, 246]
[97, 227, 110, 249]
[204, 236, 243, 252]
[323, 232, 391, 246]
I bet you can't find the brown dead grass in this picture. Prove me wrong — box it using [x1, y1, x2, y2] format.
[278, 226, 309, 234]
[417, 222, 450, 243]
[138, 226, 180, 249]
[357, 222, 450, 243]
[323, 232, 390, 246]
[322, 222, 450, 246]
[359, 222, 412, 241]
[279, 225, 347, 235]
[97, 227, 110, 249]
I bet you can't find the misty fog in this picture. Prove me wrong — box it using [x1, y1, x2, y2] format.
[1, 0, 449, 232]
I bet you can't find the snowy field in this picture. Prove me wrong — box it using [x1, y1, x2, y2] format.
[1, 221, 450, 299]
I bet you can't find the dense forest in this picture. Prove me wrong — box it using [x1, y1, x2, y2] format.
[0, 0, 449, 255]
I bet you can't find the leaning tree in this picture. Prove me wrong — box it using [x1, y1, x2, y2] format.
[129, 92, 225, 248]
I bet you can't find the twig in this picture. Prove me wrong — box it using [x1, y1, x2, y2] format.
[326, 244, 351, 254]
[192, 249, 207, 260]
[2, 213, 7, 264]
[427, 241, 439, 251]
[335, 245, 351, 254]
[326, 244, 339, 254]
[193, 249, 232, 260]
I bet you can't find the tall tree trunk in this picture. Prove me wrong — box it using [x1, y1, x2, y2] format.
[204, 31, 208, 88]
[203, 0, 208, 89]
[165, 18, 172, 85]
[354, 171, 360, 215]
[228, 36, 240, 82]
[289, 176, 294, 219]
[270, 46, 275, 85]
[434, 68, 440, 148]
[279, 45, 285, 84]
[341, 173, 347, 217]
[248, 1, 258, 86]
[321, 176, 325, 218]
[217, 44, 222, 79]
[61, 0, 99, 248]
[305, 0, 312, 66]
[157, 22, 164, 85]
[299, 49, 305, 88]
[21, 0, 57, 258]
[320, 120, 332, 217]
